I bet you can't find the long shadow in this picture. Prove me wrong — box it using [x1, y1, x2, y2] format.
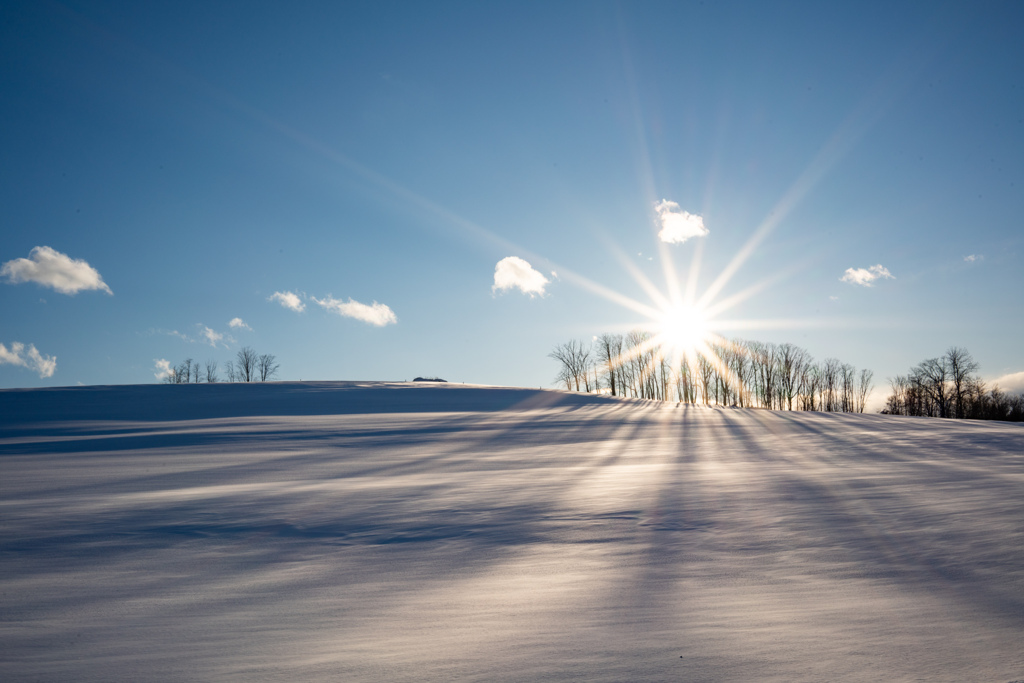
[3, 406, 644, 504]
[1, 402, 655, 582]
[718, 408, 1024, 629]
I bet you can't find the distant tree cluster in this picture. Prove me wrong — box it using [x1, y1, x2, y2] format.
[884, 347, 1023, 421]
[163, 346, 278, 384]
[551, 332, 872, 412]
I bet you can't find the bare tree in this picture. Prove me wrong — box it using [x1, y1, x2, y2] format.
[856, 368, 874, 413]
[840, 363, 856, 412]
[545, 327, 878, 414]
[696, 353, 714, 405]
[730, 342, 751, 407]
[945, 347, 979, 419]
[549, 340, 592, 392]
[173, 359, 195, 384]
[257, 354, 280, 382]
[678, 354, 696, 403]
[821, 358, 841, 412]
[205, 360, 219, 383]
[798, 363, 821, 411]
[596, 334, 621, 396]
[778, 343, 808, 411]
[884, 349, 1021, 422]
[236, 347, 258, 383]
[917, 357, 950, 418]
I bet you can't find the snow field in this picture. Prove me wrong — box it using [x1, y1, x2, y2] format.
[2, 382, 1023, 681]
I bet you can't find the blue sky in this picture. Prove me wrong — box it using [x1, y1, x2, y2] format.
[2, 0, 1022, 399]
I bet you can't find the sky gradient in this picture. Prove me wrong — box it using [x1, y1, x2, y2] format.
[2, 1, 1022, 402]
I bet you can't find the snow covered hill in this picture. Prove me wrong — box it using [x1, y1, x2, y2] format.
[2, 382, 1023, 682]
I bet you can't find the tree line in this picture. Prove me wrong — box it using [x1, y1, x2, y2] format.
[884, 347, 1023, 421]
[550, 332, 873, 412]
[163, 346, 279, 383]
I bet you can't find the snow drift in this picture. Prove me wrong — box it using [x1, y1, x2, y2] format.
[2, 382, 1023, 681]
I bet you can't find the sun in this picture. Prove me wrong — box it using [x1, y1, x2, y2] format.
[656, 303, 710, 357]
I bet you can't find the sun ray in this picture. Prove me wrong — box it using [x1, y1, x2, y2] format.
[702, 268, 794, 320]
[599, 237, 673, 312]
[683, 237, 705, 308]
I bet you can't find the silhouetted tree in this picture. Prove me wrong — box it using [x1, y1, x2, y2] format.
[945, 347, 979, 419]
[236, 347, 258, 383]
[884, 348, 1021, 422]
[257, 354, 279, 382]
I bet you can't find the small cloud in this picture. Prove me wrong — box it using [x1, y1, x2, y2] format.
[964, 254, 983, 263]
[200, 326, 224, 348]
[840, 264, 895, 287]
[492, 256, 549, 297]
[312, 296, 397, 326]
[829, 295, 840, 301]
[228, 317, 252, 330]
[654, 200, 708, 244]
[0, 341, 57, 378]
[269, 290, 305, 312]
[153, 358, 173, 380]
[1, 246, 112, 295]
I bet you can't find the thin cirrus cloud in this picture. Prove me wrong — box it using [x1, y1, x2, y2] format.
[228, 317, 252, 330]
[840, 264, 895, 287]
[269, 290, 305, 312]
[1, 246, 112, 295]
[654, 200, 708, 244]
[157, 325, 232, 348]
[0, 341, 57, 378]
[312, 296, 397, 327]
[492, 256, 549, 297]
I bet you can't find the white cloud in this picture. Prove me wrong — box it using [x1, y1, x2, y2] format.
[964, 254, 983, 263]
[313, 296, 397, 326]
[991, 371, 1024, 394]
[492, 256, 549, 297]
[840, 264, 895, 287]
[200, 326, 224, 347]
[228, 317, 251, 330]
[654, 200, 708, 244]
[0, 341, 57, 378]
[153, 358, 173, 381]
[829, 295, 840, 301]
[269, 291, 305, 312]
[1, 246, 112, 295]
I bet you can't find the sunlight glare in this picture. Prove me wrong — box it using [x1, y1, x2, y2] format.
[657, 303, 710, 356]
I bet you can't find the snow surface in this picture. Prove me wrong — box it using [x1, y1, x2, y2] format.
[2, 381, 1023, 682]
